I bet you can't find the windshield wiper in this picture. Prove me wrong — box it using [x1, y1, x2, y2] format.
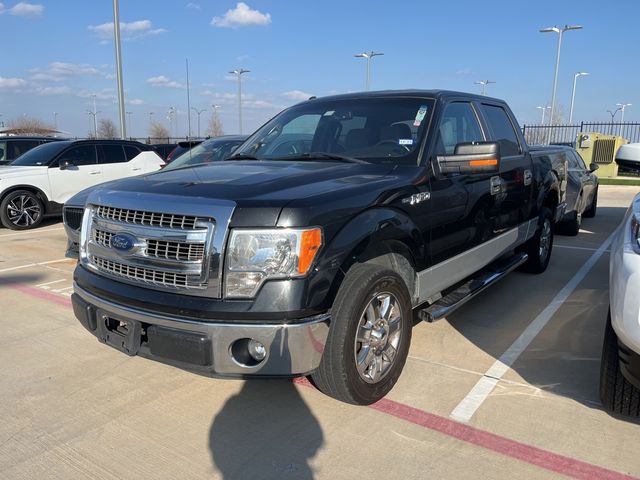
[295, 152, 369, 164]
[226, 153, 260, 161]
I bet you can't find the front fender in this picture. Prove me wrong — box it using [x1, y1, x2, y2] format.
[305, 207, 425, 311]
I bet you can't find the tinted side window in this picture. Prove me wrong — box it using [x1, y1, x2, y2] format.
[572, 150, 587, 169]
[99, 144, 127, 164]
[480, 104, 520, 157]
[10, 140, 41, 160]
[435, 102, 484, 155]
[0, 141, 6, 162]
[123, 145, 141, 161]
[57, 145, 98, 166]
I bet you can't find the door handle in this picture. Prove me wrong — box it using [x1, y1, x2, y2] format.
[131, 167, 142, 171]
[89, 171, 100, 175]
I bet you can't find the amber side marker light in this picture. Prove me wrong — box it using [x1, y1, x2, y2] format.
[298, 228, 322, 274]
[469, 158, 498, 167]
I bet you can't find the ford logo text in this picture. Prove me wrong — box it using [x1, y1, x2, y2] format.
[111, 233, 137, 252]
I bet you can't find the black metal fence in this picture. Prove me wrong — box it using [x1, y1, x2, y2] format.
[522, 122, 640, 146]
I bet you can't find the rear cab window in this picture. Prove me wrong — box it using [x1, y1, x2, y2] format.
[479, 104, 521, 157]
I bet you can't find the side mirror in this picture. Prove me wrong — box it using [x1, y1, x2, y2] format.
[589, 162, 599, 172]
[59, 159, 75, 170]
[437, 141, 500, 175]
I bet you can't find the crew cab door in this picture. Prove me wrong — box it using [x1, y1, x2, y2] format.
[48, 144, 102, 203]
[428, 101, 490, 265]
[477, 102, 532, 231]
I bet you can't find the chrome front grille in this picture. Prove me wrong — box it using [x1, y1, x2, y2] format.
[146, 239, 205, 262]
[95, 205, 206, 230]
[93, 229, 113, 248]
[91, 256, 193, 288]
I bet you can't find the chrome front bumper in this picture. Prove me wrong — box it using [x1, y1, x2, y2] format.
[73, 284, 330, 377]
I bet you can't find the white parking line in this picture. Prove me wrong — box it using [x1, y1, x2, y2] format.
[0, 259, 69, 274]
[555, 244, 610, 253]
[36, 279, 68, 288]
[0, 227, 64, 239]
[449, 231, 615, 423]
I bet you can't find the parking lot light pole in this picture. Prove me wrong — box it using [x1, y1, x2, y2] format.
[540, 25, 582, 126]
[569, 72, 589, 124]
[617, 103, 632, 136]
[536, 105, 551, 124]
[53, 112, 58, 130]
[192, 107, 206, 138]
[474, 80, 496, 96]
[229, 68, 249, 134]
[112, 0, 126, 139]
[354, 51, 384, 91]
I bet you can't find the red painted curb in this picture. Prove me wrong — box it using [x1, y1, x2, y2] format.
[294, 378, 636, 480]
[1, 281, 72, 308]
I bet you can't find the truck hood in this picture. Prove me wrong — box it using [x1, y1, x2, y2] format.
[89, 160, 406, 227]
[94, 160, 398, 204]
[0, 166, 48, 179]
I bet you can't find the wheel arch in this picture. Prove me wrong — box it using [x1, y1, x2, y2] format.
[0, 184, 50, 213]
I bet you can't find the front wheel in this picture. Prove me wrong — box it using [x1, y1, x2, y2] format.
[0, 190, 44, 230]
[520, 207, 554, 274]
[311, 263, 412, 405]
[599, 313, 640, 417]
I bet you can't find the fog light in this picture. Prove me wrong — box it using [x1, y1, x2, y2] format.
[248, 339, 266, 361]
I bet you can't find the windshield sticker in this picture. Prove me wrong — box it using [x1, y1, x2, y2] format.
[399, 139, 413, 146]
[413, 105, 428, 127]
[323, 111, 335, 116]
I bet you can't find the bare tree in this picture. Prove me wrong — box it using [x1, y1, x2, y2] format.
[149, 122, 170, 142]
[97, 118, 118, 139]
[6, 116, 54, 135]
[207, 109, 224, 137]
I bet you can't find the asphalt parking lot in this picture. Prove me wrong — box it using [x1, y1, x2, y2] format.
[1, 185, 639, 480]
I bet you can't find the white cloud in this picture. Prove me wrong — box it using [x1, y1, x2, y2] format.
[128, 98, 144, 105]
[30, 62, 102, 81]
[202, 91, 281, 110]
[211, 2, 271, 28]
[9, 2, 43, 17]
[0, 4, 5, 14]
[456, 68, 473, 76]
[186, 2, 200, 9]
[146, 75, 186, 89]
[88, 20, 166, 42]
[0, 76, 27, 88]
[33, 86, 72, 96]
[282, 90, 313, 101]
[78, 89, 117, 103]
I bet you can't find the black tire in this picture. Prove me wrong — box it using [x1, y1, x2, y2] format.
[0, 190, 44, 230]
[520, 207, 554, 274]
[583, 188, 598, 218]
[310, 263, 412, 405]
[562, 210, 581, 236]
[599, 313, 640, 417]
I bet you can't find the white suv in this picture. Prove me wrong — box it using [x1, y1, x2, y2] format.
[601, 192, 640, 416]
[0, 140, 164, 230]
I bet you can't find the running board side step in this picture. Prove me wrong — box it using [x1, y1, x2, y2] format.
[417, 252, 528, 323]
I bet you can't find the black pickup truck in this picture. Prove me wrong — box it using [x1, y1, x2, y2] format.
[68, 90, 567, 405]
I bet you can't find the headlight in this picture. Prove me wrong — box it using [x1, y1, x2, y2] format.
[224, 227, 322, 298]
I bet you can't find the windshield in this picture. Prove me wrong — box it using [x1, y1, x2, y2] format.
[11, 141, 69, 166]
[233, 97, 433, 165]
[163, 138, 244, 171]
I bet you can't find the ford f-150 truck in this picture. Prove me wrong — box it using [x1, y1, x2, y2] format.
[69, 90, 567, 405]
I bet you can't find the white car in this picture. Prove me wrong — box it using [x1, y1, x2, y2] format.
[0, 140, 164, 230]
[601, 192, 640, 416]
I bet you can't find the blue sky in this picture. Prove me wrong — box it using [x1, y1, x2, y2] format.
[1, 0, 638, 137]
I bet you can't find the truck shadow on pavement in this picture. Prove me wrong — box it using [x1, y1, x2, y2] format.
[209, 379, 324, 479]
[441, 206, 640, 421]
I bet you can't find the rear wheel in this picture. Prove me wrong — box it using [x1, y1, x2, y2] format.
[583, 188, 598, 218]
[562, 210, 581, 236]
[0, 190, 44, 230]
[520, 207, 554, 274]
[311, 263, 412, 405]
[599, 313, 640, 417]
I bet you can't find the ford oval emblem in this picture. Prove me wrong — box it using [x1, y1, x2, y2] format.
[111, 233, 137, 252]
